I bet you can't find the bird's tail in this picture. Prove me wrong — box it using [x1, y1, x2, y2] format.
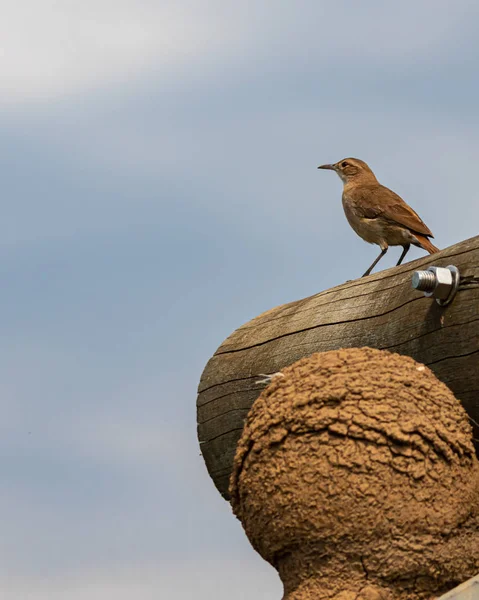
[414, 234, 439, 255]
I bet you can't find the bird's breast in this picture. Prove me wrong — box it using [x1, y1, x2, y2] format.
[341, 197, 378, 242]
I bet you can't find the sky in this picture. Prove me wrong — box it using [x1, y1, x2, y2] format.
[1, 1, 479, 598]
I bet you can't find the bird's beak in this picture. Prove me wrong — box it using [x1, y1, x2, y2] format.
[317, 163, 336, 170]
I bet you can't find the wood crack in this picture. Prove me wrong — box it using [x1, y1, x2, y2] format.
[198, 405, 250, 425]
[425, 348, 479, 367]
[380, 315, 479, 351]
[198, 374, 258, 395]
[199, 426, 243, 445]
[198, 386, 259, 409]
[215, 295, 424, 355]
[198, 315, 479, 405]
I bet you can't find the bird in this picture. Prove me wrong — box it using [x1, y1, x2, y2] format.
[318, 158, 439, 277]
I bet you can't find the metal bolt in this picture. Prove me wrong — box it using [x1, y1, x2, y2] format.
[412, 270, 437, 293]
[411, 265, 460, 306]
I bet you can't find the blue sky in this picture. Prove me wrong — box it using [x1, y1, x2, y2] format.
[1, 1, 478, 597]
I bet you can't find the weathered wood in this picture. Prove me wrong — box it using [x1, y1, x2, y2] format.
[197, 235, 479, 498]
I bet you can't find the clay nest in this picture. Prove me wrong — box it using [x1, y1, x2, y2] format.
[229, 348, 479, 600]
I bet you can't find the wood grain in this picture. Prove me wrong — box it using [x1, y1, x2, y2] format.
[197, 235, 479, 499]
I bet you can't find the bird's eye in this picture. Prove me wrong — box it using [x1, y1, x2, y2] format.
[341, 161, 348, 168]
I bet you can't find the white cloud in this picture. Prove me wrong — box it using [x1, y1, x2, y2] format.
[0, 0, 477, 103]
[0, 1, 235, 103]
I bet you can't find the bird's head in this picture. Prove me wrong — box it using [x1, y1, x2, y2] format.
[318, 158, 377, 185]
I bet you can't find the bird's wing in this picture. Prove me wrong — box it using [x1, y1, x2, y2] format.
[353, 185, 434, 237]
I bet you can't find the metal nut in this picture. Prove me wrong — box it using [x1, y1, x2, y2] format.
[411, 265, 460, 306]
[424, 266, 453, 299]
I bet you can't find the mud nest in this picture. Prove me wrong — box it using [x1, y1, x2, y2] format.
[230, 347, 479, 600]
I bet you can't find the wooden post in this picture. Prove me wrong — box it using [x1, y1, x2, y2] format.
[197, 235, 479, 499]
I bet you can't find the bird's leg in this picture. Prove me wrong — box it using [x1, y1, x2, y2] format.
[362, 247, 388, 277]
[396, 244, 410, 266]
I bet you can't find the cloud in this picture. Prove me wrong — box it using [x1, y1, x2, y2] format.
[0, 0, 240, 103]
[1, 0, 478, 104]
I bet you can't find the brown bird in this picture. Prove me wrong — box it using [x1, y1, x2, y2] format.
[318, 158, 439, 277]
